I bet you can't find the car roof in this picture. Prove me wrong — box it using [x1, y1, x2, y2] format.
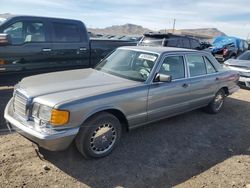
[6, 15, 82, 23]
[119, 46, 197, 54]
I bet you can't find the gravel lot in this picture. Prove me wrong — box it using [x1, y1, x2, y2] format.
[0, 77, 249, 188]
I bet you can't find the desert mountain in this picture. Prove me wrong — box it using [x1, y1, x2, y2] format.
[89, 24, 226, 38]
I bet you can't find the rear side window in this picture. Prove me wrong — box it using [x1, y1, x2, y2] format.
[159, 56, 185, 80]
[187, 55, 206, 77]
[182, 38, 190, 48]
[52, 22, 81, 42]
[190, 39, 200, 50]
[204, 57, 216, 74]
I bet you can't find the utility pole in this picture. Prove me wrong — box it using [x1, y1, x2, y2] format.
[172, 19, 176, 33]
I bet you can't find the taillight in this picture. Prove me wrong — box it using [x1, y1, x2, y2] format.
[223, 49, 228, 56]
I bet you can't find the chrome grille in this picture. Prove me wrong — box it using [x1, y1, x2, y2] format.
[13, 91, 28, 118]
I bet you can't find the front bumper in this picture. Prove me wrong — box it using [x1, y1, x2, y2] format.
[4, 99, 79, 151]
[238, 76, 250, 88]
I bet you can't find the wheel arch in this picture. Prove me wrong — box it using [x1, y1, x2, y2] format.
[80, 107, 129, 132]
[220, 86, 229, 96]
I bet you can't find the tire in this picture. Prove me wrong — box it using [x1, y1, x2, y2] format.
[75, 112, 122, 159]
[205, 89, 225, 114]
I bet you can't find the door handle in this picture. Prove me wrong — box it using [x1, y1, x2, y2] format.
[182, 83, 190, 88]
[79, 47, 87, 51]
[42, 48, 52, 52]
[215, 77, 220, 81]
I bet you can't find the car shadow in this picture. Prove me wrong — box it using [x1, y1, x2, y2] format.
[39, 97, 250, 188]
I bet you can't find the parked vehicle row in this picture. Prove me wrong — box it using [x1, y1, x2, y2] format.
[4, 46, 240, 159]
[0, 16, 137, 75]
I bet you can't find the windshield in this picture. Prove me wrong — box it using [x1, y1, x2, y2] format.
[237, 51, 250, 60]
[95, 49, 159, 82]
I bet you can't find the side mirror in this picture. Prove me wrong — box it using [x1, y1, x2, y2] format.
[154, 73, 172, 82]
[0, 34, 11, 46]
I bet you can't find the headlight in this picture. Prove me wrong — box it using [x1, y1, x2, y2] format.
[39, 105, 52, 121]
[32, 103, 52, 121]
[32, 103, 69, 126]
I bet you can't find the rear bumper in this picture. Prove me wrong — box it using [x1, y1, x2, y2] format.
[4, 99, 79, 151]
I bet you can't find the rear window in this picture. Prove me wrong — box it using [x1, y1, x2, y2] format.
[52, 22, 81, 42]
[140, 37, 164, 46]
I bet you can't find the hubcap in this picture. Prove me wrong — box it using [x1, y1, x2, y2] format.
[90, 123, 116, 154]
[214, 92, 224, 111]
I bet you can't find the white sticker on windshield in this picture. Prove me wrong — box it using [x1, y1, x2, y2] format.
[138, 54, 157, 62]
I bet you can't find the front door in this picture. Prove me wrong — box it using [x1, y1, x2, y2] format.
[0, 19, 53, 73]
[147, 55, 190, 122]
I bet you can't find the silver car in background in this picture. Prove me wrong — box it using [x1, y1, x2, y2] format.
[4, 46, 239, 159]
[224, 50, 250, 88]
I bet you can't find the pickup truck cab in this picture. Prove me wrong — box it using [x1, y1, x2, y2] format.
[0, 16, 136, 74]
[4, 46, 239, 159]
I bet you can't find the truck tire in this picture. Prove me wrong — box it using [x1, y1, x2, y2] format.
[204, 89, 225, 114]
[75, 112, 122, 159]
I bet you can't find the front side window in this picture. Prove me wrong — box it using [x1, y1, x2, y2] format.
[95, 49, 158, 82]
[52, 22, 81, 42]
[3, 22, 23, 44]
[187, 54, 206, 77]
[3, 21, 45, 44]
[159, 56, 185, 80]
[167, 38, 178, 47]
[24, 22, 45, 42]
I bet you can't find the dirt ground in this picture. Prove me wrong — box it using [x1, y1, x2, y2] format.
[0, 89, 249, 188]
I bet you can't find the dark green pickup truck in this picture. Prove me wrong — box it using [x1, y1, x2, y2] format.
[0, 15, 136, 75]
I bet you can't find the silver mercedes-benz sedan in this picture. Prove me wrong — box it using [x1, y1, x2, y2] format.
[5, 46, 239, 158]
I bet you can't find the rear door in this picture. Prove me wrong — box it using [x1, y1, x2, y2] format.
[50, 20, 90, 69]
[185, 54, 216, 107]
[0, 18, 53, 72]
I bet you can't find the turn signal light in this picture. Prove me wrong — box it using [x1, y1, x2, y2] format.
[50, 109, 70, 126]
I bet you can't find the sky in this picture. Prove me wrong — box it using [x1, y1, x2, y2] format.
[1, 0, 250, 39]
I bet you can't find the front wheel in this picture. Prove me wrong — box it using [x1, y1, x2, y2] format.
[205, 89, 225, 114]
[75, 112, 122, 159]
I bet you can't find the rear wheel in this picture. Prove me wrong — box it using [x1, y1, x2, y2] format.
[205, 89, 225, 114]
[75, 112, 122, 159]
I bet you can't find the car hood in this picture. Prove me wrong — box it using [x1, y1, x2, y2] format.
[18, 69, 141, 107]
[225, 59, 250, 69]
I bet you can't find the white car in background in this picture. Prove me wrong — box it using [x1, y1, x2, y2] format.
[224, 50, 250, 88]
